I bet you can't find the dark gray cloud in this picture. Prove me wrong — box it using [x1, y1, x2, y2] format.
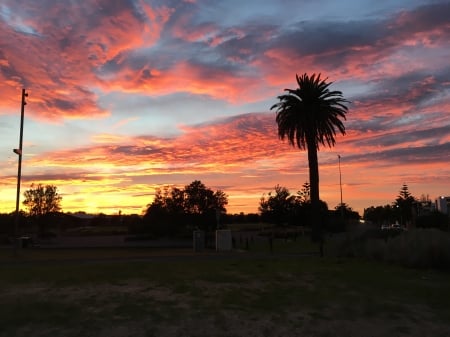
[6, 0, 143, 31]
[18, 171, 94, 184]
[392, 2, 450, 33]
[267, 2, 450, 69]
[274, 19, 385, 57]
[214, 23, 278, 63]
[109, 145, 162, 156]
[353, 125, 450, 148]
[368, 70, 450, 107]
[347, 65, 450, 139]
[346, 142, 450, 166]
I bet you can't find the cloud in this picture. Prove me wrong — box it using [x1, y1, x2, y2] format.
[0, 0, 172, 120]
[23, 112, 281, 176]
[2, 1, 449, 121]
[259, 2, 450, 85]
[1, 1, 449, 215]
[25, 105, 450, 190]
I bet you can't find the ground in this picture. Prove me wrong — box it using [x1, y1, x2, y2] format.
[1, 249, 450, 337]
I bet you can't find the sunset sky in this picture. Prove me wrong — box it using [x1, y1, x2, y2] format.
[1, 0, 449, 216]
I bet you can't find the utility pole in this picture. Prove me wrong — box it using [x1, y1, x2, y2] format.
[338, 154, 343, 217]
[13, 88, 28, 254]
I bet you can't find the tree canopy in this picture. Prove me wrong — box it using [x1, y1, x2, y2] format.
[394, 184, 416, 226]
[23, 183, 62, 217]
[362, 184, 447, 229]
[144, 180, 228, 236]
[272, 73, 349, 152]
[259, 184, 342, 230]
[259, 185, 296, 225]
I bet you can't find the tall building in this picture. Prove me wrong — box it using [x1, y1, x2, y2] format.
[435, 196, 450, 215]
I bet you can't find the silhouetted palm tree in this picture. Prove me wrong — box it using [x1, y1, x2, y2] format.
[271, 73, 349, 256]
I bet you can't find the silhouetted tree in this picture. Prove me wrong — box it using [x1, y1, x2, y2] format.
[144, 181, 228, 236]
[296, 181, 311, 204]
[23, 184, 62, 216]
[143, 187, 184, 236]
[259, 185, 296, 225]
[363, 204, 396, 226]
[23, 184, 62, 237]
[271, 73, 349, 256]
[184, 180, 224, 213]
[393, 184, 416, 226]
[259, 184, 330, 229]
[292, 199, 329, 230]
[184, 180, 228, 231]
[329, 203, 360, 232]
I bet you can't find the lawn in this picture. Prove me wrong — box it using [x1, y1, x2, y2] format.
[1, 247, 449, 337]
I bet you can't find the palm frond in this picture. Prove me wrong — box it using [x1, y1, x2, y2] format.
[272, 73, 349, 150]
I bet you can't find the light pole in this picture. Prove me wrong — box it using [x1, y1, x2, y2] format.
[338, 154, 343, 217]
[14, 88, 28, 252]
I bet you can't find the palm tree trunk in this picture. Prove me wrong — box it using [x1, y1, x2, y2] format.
[307, 144, 319, 204]
[307, 140, 324, 257]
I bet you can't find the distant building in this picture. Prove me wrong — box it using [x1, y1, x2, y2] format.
[435, 196, 450, 215]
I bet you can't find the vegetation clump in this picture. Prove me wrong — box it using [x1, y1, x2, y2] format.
[142, 180, 227, 238]
[336, 228, 450, 270]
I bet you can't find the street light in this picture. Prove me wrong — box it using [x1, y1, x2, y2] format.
[338, 154, 343, 217]
[14, 88, 28, 253]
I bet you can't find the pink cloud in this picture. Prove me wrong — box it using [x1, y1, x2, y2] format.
[104, 59, 262, 103]
[0, 1, 172, 121]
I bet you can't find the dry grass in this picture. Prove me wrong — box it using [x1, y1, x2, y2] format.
[335, 228, 450, 269]
[2, 279, 449, 337]
[1, 249, 450, 337]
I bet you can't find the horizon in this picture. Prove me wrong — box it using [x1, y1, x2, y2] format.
[1, 1, 449, 216]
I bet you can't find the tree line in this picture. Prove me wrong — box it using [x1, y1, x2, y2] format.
[259, 183, 359, 233]
[4, 181, 446, 242]
[363, 184, 448, 230]
[1, 178, 360, 239]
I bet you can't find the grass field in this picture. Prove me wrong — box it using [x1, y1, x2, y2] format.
[1, 246, 450, 337]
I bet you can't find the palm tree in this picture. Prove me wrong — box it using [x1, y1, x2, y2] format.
[271, 73, 349, 256]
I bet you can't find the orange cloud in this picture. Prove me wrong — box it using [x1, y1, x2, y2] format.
[1, 1, 449, 216]
[0, 1, 173, 122]
[1, 108, 449, 216]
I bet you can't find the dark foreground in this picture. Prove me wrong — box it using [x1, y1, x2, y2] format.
[1, 247, 449, 337]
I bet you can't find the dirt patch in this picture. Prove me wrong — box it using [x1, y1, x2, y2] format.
[3, 281, 449, 337]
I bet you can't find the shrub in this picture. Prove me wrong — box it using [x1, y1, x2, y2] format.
[384, 229, 450, 269]
[334, 226, 386, 257]
[335, 227, 450, 270]
[364, 239, 386, 261]
[416, 211, 449, 230]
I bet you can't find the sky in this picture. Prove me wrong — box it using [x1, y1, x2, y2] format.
[0, 0, 449, 216]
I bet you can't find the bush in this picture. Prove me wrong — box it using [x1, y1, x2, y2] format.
[335, 227, 450, 270]
[416, 211, 449, 230]
[384, 229, 450, 269]
[334, 226, 387, 257]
